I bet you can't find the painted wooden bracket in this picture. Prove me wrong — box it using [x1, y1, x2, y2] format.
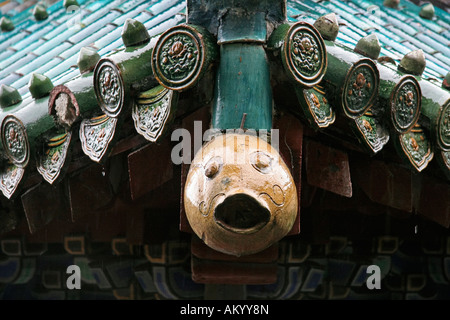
[191, 235, 278, 285]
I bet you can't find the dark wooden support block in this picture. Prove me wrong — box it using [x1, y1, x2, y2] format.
[191, 256, 277, 285]
[179, 105, 211, 234]
[68, 163, 113, 222]
[274, 112, 303, 236]
[191, 235, 278, 263]
[21, 182, 70, 234]
[305, 139, 352, 198]
[128, 137, 174, 201]
[417, 175, 450, 228]
[352, 155, 413, 212]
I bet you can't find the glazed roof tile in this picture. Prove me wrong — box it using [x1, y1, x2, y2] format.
[289, 0, 449, 80]
[0, 0, 186, 101]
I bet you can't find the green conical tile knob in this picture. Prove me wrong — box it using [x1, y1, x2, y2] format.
[354, 33, 381, 60]
[419, 3, 435, 20]
[0, 85, 22, 109]
[313, 13, 339, 42]
[398, 49, 426, 76]
[383, 0, 400, 8]
[33, 4, 48, 21]
[29, 73, 54, 99]
[0, 17, 14, 32]
[63, 0, 79, 9]
[77, 47, 100, 74]
[121, 18, 150, 48]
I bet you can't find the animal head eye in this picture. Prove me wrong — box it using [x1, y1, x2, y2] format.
[204, 156, 222, 178]
[250, 151, 273, 174]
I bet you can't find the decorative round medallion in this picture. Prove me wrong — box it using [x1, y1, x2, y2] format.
[438, 102, 450, 150]
[1, 115, 29, 168]
[342, 59, 379, 118]
[152, 24, 216, 91]
[391, 76, 421, 133]
[283, 22, 327, 87]
[93, 60, 124, 117]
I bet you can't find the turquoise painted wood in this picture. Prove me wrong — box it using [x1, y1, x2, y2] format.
[212, 44, 272, 131]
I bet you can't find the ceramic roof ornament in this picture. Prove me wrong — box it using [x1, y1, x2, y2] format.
[383, 0, 400, 8]
[152, 23, 218, 92]
[1, 72, 70, 186]
[354, 34, 381, 60]
[0, 85, 22, 109]
[0, 73, 54, 170]
[349, 33, 391, 154]
[268, 18, 332, 129]
[121, 18, 151, 48]
[391, 49, 433, 172]
[63, 0, 79, 9]
[397, 50, 450, 174]
[0, 17, 14, 32]
[184, 133, 298, 256]
[313, 13, 339, 42]
[398, 49, 426, 76]
[33, 4, 48, 21]
[419, 3, 435, 20]
[77, 47, 101, 74]
[29, 73, 54, 99]
[183, 1, 299, 258]
[94, 19, 156, 118]
[48, 47, 101, 131]
[322, 40, 380, 120]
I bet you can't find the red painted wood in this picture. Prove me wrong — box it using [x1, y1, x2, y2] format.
[68, 163, 113, 222]
[352, 155, 413, 212]
[179, 106, 211, 234]
[274, 112, 303, 235]
[128, 137, 174, 200]
[21, 182, 70, 234]
[418, 175, 450, 228]
[191, 235, 278, 263]
[305, 139, 352, 198]
[191, 256, 277, 284]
